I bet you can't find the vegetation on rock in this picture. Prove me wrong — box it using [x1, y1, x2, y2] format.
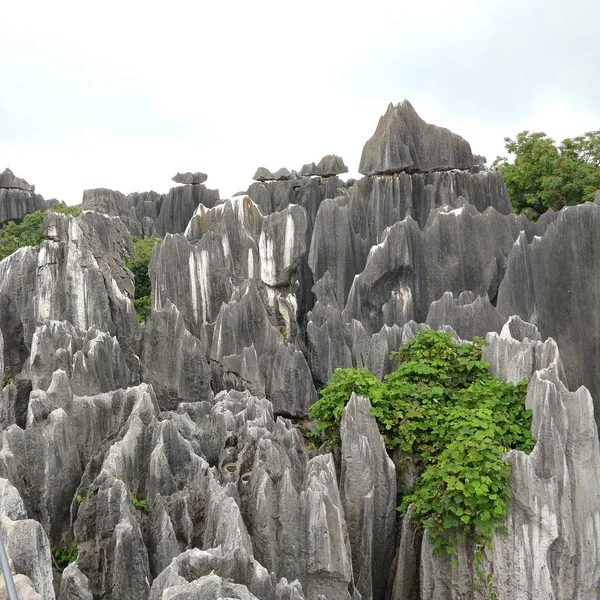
[130, 493, 149, 513]
[310, 330, 534, 561]
[125, 236, 161, 323]
[0, 205, 82, 261]
[51, 539, 78, 569]
[2, 370, 13, 387]
[493, 130, 600, 219]
[0, 211, 45, 261]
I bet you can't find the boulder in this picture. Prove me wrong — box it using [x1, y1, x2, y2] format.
[253, 167, 292, 182]
[171, 172, 208, 185]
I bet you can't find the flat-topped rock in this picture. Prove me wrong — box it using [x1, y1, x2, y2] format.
[171, 171, 208, 185]
[252, 167, 291, 182]
[300, 155, 348, 177]
[0, 168, 35, 192]
[359, 100, 474, 176]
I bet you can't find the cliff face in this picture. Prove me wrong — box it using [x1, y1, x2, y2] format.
[0, 102, 599, 600]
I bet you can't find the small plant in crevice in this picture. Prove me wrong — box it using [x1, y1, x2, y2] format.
[2, 370, 13, 387]
[276, 310, 290, 340]
[130, 493, 149, 513]
[74, 493, 86, 505]
[310, 330, 534, 595]
[51, 539, 78, 569]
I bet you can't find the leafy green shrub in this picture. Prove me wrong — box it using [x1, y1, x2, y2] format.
[309, 367, 385, 447]
[125, 237, 161, 323]
[311, 330, 534, 570]
[0, 211, 45, 261]
[0, 205, 83, 261]
[130, 493, 149, 513]
[74, 493, 86, 505]
[51, 539, 78, 569]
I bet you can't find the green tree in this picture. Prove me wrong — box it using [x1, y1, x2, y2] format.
[492, 130, 600, 219]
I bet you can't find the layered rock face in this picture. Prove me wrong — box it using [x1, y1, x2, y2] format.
[0, 168, 48, 226]
[1, 101, 599, 599]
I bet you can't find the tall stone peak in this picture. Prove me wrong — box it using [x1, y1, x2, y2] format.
[359, 99, 474, 176]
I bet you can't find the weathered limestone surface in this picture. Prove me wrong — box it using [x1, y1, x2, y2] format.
[1, 101, 599, 600]
[498, 203, 600, 424]
[340, 394, 396, 600]
[0, 478, 54, 599]
[0, 168, 47, 226]
[172, 172, 208, 185]
[359, 100, 474, 175]
[82, 182, 220, 238]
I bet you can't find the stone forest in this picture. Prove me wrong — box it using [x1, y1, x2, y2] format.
[0, 100, 599, 599]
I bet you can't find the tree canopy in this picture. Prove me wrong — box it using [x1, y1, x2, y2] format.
[492, 130, 600, 219]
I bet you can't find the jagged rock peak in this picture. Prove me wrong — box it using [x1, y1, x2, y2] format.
[300, 155, 349, 177]
[252, 167, 292, 182]
[0, 168, 35, 192]
[171, 171, 208, 185]
[359, 99, 474, 176]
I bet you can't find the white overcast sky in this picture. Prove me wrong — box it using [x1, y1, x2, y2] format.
[1, 0, 599, 204]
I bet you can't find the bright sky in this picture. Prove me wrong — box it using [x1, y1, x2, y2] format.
[1, 0, 598, 204]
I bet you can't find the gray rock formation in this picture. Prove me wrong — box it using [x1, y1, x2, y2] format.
[359, 100, 474, 175]
[0, 211, 140, 392]
[82, 183, 220, 238]
[300, 155, 348, 177]
[172, 172, 208, 185]
[0, 168, 47, 226]
[497, 202, 600, 425]
[0, 100, 599, 600]
[340, 394, 396, 600]
[0, 168, 34, 192]
[0, 478, 54, 599]
[253, 167, 292, 182]
[426, 291, 504, 340]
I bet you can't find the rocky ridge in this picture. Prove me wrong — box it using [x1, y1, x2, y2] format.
[0, 102, 599, 599]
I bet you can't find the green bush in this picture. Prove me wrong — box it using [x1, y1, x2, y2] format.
[311, 330, 534, 566]
[51, 539, 78, 569]
[125, 237, 161, 323]
[308, 367, 385, 447]
[0, 205, 83, 261]
[0, 211, 45, 261]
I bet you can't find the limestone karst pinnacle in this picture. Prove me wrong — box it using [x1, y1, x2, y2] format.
[0, 101, 599, 599]
[359, 99, 474, 175]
